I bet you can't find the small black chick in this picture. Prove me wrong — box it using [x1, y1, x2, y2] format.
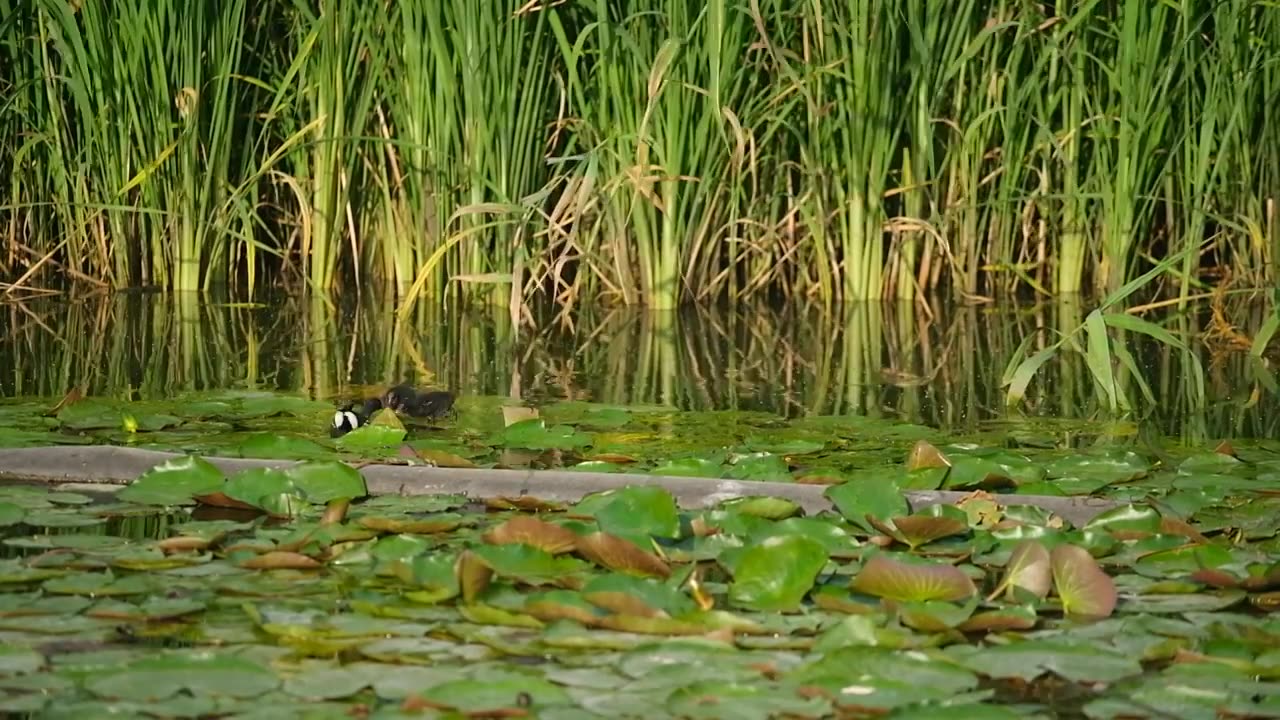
[381, 383, 455, 419]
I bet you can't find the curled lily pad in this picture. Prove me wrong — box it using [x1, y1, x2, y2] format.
[1084, 504, 1162, 537]
[19, 509, 105, 528]
[851, 555, 977, 603]
[944, 456, 1017, 490]
[0, 646, 44, 674]
[717, 496, 802, 520]
[336, 423, 406, 451]
[238, 433, 333, 460]
[524, 590, 607, 625]
[407, 447, 476, 468]
[666, 681, 831, 719]
[414, 677, 572, 715]
[957, 604, 1039, 633]
[581, 573, 696, 618]
[649, 457, 723, 478]
[220, 467, 297, 509]
[456, 550, 494, 603]
[989, 539, 1052, 601]
[947, 639, 1142, 683]
[575, 531, 671, 579]
[57, 398, 180, 431]
[906, 440, 951, 471]
[1051, 543, 1117, 619]
[239, 551, 323, 570]
[726, 452, 792, 481]
[482, 516, 580, 554]
[872, 508, 969, 550]
[358, 512, 470, 534]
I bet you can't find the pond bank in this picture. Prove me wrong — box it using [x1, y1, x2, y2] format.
[0, 446, 1119, 526]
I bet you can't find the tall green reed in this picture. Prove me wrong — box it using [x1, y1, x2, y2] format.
[2, 0, 1278, 310]
[549, 0, 762, 309]
[386, 0, 556, 309]
[18, 0, 253, 291]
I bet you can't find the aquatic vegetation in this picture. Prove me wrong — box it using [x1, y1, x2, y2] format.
[0, 429, 1277, 717]
[0, 387, 1188, 495]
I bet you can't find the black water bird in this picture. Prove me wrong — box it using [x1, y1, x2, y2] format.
[330, 384, 456, 437]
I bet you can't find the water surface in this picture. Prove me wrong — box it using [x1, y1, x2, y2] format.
[1, 290, 1273, 445]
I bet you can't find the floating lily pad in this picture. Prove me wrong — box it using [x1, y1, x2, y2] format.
[418, 677, 572, 714]
[851, 554, 977, 603]
[728, 535, 829, 611]
[826, 475, 910, 533]
[0, 646, 44, 675]
[238, 433, 334, 460]
[575, 532, 671, 579]
[947, 639, 1143, 683]
[1051, 543, 1117, 618]
[483, 516, 580, 554]
[575, 485, 680, 544]
[84, 653, 281, 701]
[499, 419, 593, 450]
[117, 455, 226, 506]
[991, 539, 1052, 601]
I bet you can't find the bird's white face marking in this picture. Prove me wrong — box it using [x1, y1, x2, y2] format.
[343, 411, 360, 429]
[332, 410, 346, 429]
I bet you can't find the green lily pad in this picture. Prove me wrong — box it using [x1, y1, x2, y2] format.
[335, 422, 407, 450]
[57, 398, 181, 431]
[499, 419, 592, 450]
[666, 681, 831, 719]
[728, 534, 829, 611]
[470, 543, 591, 586]
[575, 485, 679, 543]
[649, 457, 723, 478]
[238, 433, 334, 460]
[726, 452, 792, 481]
[946, 639, 1143, 683]
[826, 474, 910, 533]
[84, 653, 280, 701]
[117, 456, 226, 506]
[419, 677, 572, 713]
[284, 461, 368, 503]
[0, 646, 44, 675]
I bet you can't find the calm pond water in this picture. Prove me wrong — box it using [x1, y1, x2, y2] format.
[0, 289, 1274, 445]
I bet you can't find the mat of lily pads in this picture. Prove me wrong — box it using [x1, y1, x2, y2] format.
[0, 388, 1262, 490]
[0, 440, 1278, 719]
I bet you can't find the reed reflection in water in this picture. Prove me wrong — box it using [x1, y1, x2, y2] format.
[0, 290, 1274, 444]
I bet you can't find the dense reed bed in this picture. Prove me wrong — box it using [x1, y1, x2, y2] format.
[1, 0, 1277, 308]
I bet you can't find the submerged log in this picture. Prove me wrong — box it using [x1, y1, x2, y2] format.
[0, 446, 1120, 527]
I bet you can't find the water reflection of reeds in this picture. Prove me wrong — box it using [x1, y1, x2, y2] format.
[1, 292, 1276, 444]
